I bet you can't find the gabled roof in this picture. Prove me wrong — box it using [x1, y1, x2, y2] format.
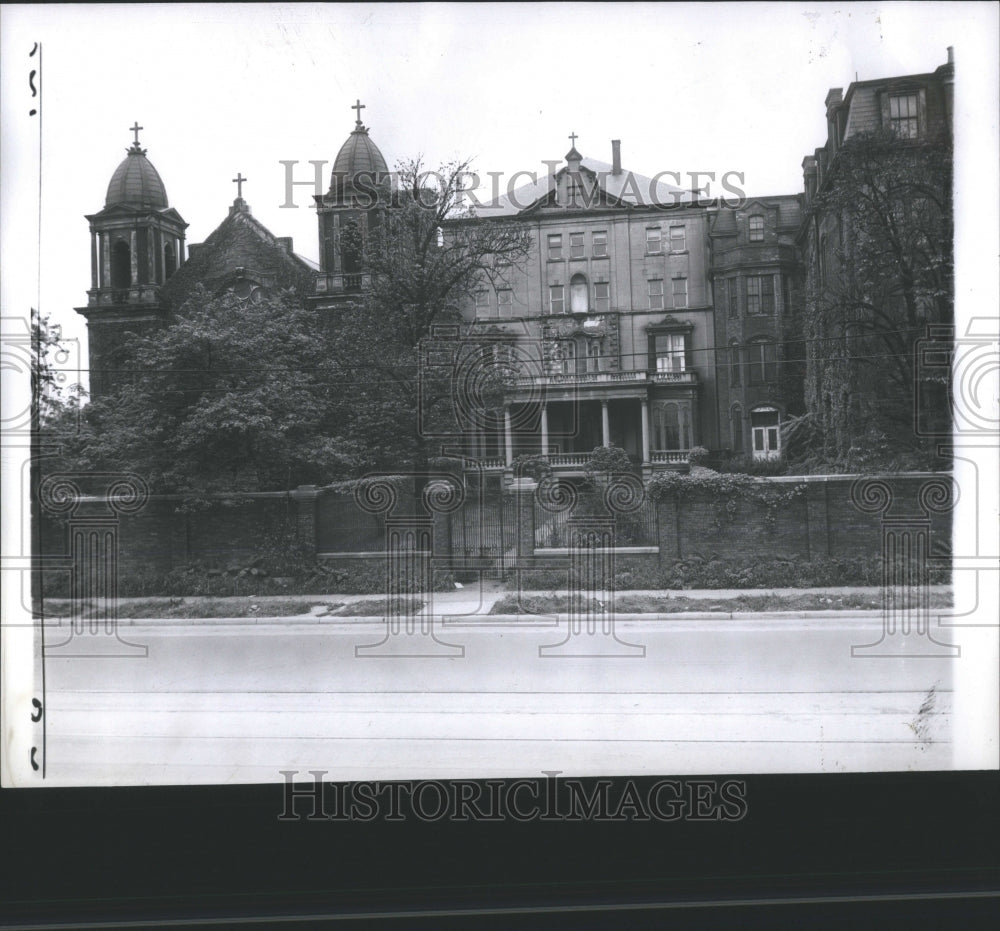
[161, 201, 317, 307]
[477, 156, 697, 217]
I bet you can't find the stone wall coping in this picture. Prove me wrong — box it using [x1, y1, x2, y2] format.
[754, 471, 951, 484]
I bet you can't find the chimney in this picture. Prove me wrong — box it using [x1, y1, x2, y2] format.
[611, 139, 622, 176]
[947, 46, 954, 65]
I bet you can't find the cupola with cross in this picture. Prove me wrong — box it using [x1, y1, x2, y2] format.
[313, 99, 392, 306]
[76, 122, 189, 397]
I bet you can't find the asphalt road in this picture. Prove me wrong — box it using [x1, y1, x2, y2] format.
[39, 614, 956, 785]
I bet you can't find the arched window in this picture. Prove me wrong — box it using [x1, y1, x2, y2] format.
[164, 242, 176, 279]
[654, 401, 692, 451]
[750, 407, 781, 460]
[749, 215, 765, 242]
[570, 273, 589, 313]
[111, 239, 131, 290]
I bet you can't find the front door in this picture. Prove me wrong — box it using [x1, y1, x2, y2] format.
[750, 408, 780, 460]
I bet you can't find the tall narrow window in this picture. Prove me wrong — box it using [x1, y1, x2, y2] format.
[164, 242, 176, 279]
[655, 333, 686, 373]
[475, 290, 490, 315]
[547, 234, 562, 261]
[570, 232, 585, 259]
[731, 405, 744, 453]
[587, 341, 602, 373]
[592, 231, 608, 257]
[889, 93, 919, 139]
[111, 239, 131, 289]
[646, 227, 662, 254]
[730, 341, 741, 387]
[648, 278, 664, 310]
[748, 215, 765, 241]
[729, 278, 738, 317]
[672, 277, 688, 308]
[549, 284, 565, 314]
[569, 273, 589, 313]
[594, 281, 610, 313]
[669, 226, 686, 252]
[748, 341, 777, 385]
[497, 288, 513, 316]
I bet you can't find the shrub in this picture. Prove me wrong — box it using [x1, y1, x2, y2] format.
[688, 445, 710, 466]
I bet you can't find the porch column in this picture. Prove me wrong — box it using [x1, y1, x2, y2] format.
[540, 403, 549, 456]
[601, 400, 610, 447]
[640, 399, 651, 464]
[503, 404, 513, 466]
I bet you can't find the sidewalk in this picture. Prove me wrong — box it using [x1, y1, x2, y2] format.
[76, 582, 953, 623]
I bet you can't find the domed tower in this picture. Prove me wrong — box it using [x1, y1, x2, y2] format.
[314, 100, 391, 307]
[76, 123, 188, 397]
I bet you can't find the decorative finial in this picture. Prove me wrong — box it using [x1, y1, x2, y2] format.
[130, 121, 143, 147]
[232, 172, 247, 199]
[352, 98, 366, 127]
[568, 131, 578, 148]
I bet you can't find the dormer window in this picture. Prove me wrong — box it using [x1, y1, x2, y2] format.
[889, 93, 919, 139]
[748, 216, 765, 242]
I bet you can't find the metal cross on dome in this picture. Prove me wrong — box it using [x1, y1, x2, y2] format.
[130, 122, 143, 146]
[352, 99, 366, 125]
[232, 172, 247, 198]
[568, 131, 578, 147]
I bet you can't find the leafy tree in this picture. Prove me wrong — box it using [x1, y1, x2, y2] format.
[800, 129, 952, 467]
[47, 286, 364, 497]
[326, 158, 533, 489]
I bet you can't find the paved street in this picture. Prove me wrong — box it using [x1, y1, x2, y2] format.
[38, 611, 958, 785]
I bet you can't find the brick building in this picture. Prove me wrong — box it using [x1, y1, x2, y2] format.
[76, 51, 953, 485]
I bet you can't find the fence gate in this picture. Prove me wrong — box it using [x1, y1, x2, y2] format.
[451, 494, 517, 578]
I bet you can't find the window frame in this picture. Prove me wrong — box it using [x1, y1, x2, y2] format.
[549, 284, 565, 314]
[669, 225, 686, 252]
[497, 287, 513, 316]
[645, 226, 662, 255]
[672, 276, 688, 309]
[594, 281, 610, 313]
[748, 215, 765, 242]
[569, 231, 585, 259]
[547, 234, 563, 261]
[747, 340, 777, 385]
[647, 278, 664, 310]
[889, 92, 919, 139]
[592, 230, 608, 257]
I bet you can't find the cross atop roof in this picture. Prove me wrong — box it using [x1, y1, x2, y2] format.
[232, 172, 247, 199]
[130, 122, 143, 147]
[352, 98, 366, 126]
[568, 131, 578, 147]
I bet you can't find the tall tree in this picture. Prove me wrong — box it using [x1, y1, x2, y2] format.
[47, 286, 364, 497]
[327, 158, 533, 484]
[798, 129, 952, 466]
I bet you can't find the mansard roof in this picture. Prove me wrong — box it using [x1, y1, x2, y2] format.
[481, 156, 697, 217]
